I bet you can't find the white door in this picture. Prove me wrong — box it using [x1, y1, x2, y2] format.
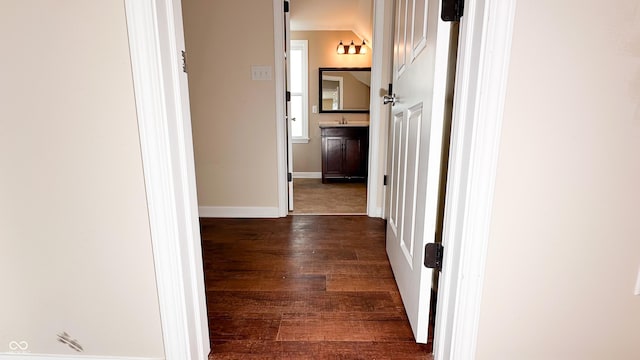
[284, 0, 294, 211]
[385, 0, 451, 343]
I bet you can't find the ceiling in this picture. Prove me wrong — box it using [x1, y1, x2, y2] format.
[290, 0, 373, 43]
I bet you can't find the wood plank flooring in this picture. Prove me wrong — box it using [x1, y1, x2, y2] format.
[201, 216, 433, 359]
[291, 179, 367, 214]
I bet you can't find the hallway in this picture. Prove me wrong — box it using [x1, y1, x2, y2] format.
[201, 216, 433, 359]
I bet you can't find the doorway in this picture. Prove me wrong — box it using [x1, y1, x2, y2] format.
[124, 0, 517, 357]
[286, 0, 374, 215]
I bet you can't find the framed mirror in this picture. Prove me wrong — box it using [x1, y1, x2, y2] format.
[319, 67, 371, 113]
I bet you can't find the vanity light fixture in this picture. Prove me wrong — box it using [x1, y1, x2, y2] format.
[336, 40, 368, 55]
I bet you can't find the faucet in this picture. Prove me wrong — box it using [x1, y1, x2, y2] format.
[341, 116, 346, 124]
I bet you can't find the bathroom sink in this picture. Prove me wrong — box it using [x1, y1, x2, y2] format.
[318, 120, 370, 128]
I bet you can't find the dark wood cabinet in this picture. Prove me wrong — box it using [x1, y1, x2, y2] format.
[321, 126, 369, 183]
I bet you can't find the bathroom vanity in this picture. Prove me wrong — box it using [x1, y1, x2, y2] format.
[319, 122, 369, 183]
[317, 67, 371, 183]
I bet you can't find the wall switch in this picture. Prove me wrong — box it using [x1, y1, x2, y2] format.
[635, 266, 640, 296]
[251, 65, 272, 81]
[312, 105, 318, 113]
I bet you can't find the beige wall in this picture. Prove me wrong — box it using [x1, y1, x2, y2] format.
[354, 0, 374, 43]
[0, 1, 164, 357]
[292, 30, 372, 173]
[183, 0, 279, 208]
[476, 1, 640, 359]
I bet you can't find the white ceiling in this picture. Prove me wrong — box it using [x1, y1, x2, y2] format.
[290, 0, 373, 42]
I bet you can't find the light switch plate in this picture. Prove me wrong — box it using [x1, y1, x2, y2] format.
[312, 105, 318, 113]
[251, 65, 272, 81]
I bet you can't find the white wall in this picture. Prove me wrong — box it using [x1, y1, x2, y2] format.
[476, 0, 640, 359]
[0, 1, 164, 357]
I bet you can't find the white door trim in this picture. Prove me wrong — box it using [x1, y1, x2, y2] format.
[434, 0, 517, 359]
[124, 1, 209, 359]
[366, 0, 390, 218]
[274, 0, 289, 217]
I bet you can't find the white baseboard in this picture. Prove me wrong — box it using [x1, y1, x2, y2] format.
[368, 207, 383, 218]
[0, 354, 162, 360]
[198, 206, 280, 218]
[292, 172, 322, 179]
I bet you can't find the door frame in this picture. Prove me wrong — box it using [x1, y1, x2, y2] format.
[275, 0, 390, 218]
[367, 0, 395, 218]
[124, 0, 209, 359]
[434, 0, 517, 358]
[124, 0, 517, 359]
[274, 0, 289, 216]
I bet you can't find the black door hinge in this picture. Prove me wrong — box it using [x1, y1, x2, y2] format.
[383, 175, 388, 186]
[181, 50, 187, 73]
[288, 172, 293, 182]
[284, 1, 289, 13]
[441, 0, 464, 21]
[286, 91, 291, 102]
[424, 243, 444, 271]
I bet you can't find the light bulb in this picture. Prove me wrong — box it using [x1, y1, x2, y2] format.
[337, 41, 345, 54]
[360, 40, 367, 54]
[348, 40, 357, 54]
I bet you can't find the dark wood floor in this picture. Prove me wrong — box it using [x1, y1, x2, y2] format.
[201, 216, 433, 359]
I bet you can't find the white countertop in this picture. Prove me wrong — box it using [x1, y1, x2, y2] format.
[318, 121, 370, 128]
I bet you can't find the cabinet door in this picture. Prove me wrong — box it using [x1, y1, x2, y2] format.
[343, 137, 363, 176]
[324, 137, 344, 175]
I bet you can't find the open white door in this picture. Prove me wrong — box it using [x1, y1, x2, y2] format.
[385, 0, 451, 343]
[284, 0, 294, 211]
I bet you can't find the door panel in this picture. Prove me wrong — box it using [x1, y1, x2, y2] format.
[411, 0, 428, 61]
[399, 104, 423, 266]
[385, 0, 451, 344]
[389, 111, 405, 236]
[395, 0, 409, 76]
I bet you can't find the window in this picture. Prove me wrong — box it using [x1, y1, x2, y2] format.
[289, 40, 309, 143]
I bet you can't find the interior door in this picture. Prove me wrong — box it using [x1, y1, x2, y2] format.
[385, 0, 452, 343]
[284, 0, 294, 211]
